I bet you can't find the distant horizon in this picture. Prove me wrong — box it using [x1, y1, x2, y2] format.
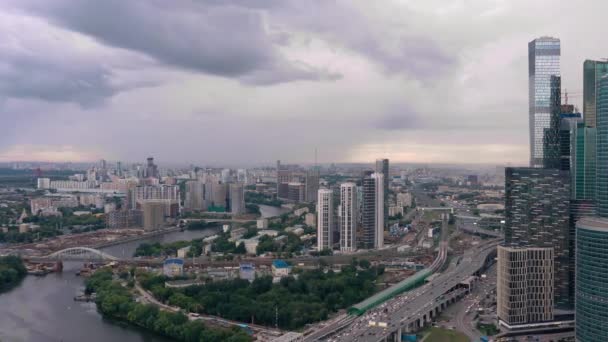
[0, 158, 516, 170]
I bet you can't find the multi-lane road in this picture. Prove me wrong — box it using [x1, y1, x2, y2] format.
[325, 240, 497, 342]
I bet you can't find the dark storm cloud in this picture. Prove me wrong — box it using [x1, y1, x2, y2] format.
[0, 52, 116, 106]
[18, 0, 335, 85]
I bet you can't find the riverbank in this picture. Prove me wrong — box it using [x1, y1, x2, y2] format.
[86, 269, 252, 342]
[0, 256, 26, 293]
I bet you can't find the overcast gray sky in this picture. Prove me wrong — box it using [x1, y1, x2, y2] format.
[0, 0, 606, 166]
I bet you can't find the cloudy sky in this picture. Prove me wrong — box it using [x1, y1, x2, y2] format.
[0, 0, 606, 166]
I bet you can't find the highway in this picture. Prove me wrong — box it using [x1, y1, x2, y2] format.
[303, 214, 451, 342]
[323, 240, 498, 342]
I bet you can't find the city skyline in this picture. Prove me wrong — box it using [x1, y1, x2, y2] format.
[2, 1, 608, 165]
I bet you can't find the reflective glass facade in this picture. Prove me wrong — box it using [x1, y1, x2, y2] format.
[596, 76, 608, 216]
[583, 60, 608, 128]
[529, 37, 560, 167]
[572, 123, 596, 201]
[575, 218, 608, 342]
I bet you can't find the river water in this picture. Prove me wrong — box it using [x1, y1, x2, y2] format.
[0, 228, 217, 342]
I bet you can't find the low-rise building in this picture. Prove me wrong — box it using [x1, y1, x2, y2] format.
[177, 246, 191, 258]
[163, 258, 184, 277]
[239, 263, 256, 282]
[272, 260, 291, 277]
[257, 219, 269, 229]
[294, 207, 309, 216]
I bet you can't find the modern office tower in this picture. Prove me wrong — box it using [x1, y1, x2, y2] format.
[497, 246, 554, 327]
[596, 75, 608, 216]
[317, 189, 334, 252]
[229, 183, 245, 214]
[542, 75, 562, 169]
[340, 183, 358, 252]
[184, 180, 205, 211]
[529, 37, 560, 168]
[362, 172, 385, 249]
[583, 60, 608, 128]
[305, 168, 320, 203]
[504, 167, 571, 309]
[141, 200, 165, 231]
[575, 217, 608, 342]
[572, 122, 597, 200]
[558, 112, 583, 172]
[145, 157, 159, 178]
[375, 159, 389, 229]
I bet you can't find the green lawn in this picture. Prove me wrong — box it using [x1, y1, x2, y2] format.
[424, 327, 469, 342]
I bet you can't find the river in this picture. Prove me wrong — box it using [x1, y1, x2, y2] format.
[0, 228, 217, 342]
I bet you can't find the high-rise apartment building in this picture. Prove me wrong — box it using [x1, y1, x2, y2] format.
[230, 183, 245, 215]
[340, 183, 357, 252]
[529, 37, 560, 168]
[141, 200, 165, 231]
[128, 185, 180, 217]
[362, 172, 384, 249]
[184, 180, 205, 211]
[317, 189, 334, 252]
[375, 159, 389, 230]
[503, 167, 571, 309]
[575, 217, 608, 342]
[497, 246, 554, 327]
[583, 60, 608, 128]
[305, 168, 320, 203]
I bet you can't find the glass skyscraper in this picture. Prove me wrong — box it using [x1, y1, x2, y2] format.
[596, 75, 608, 216]
[575, 218, 608, 342]
[529, 37, 560, 168]
[583, 60, 608, 128]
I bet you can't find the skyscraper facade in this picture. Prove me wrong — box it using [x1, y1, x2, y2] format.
[542, 76, 562, 169]
[141, 200, 165, 231]
[184, 180, 205, 211]
[229, 183, 245, 215]
[305, 168, 320, 203]
[595, 75, 608, 216]
[340, 183, 357, 252]
[375, 159, 389, 229]
[529, 37, 560, 168]
[503, 167, 571, 309]
[497, 246, 554, 327]
[583, 60, 608, 128]
[575, 217, 608, 342]
[362, 172, 384, 249]
[317, 189, 334, 252]
[572, 122, 597, 200]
